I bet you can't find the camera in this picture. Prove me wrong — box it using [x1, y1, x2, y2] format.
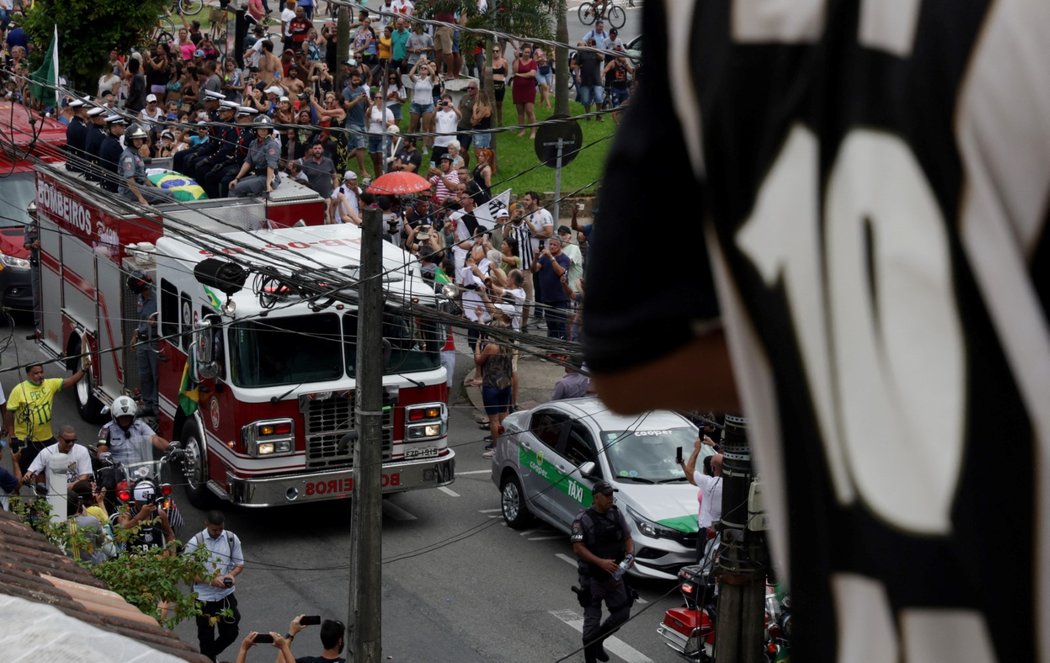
[223, 577, 234, 588]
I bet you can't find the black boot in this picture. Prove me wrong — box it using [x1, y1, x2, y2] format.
[583, 643, 599, 663]
[594, 641, 610, 662]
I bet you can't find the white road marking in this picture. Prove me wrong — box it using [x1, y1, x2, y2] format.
[382, 501, 418, 521]
[519, 528, 538, 537]
[556, 553, 578, 567]
[529, 535, 564, 541]
[487, 515, 502, 519]
[479, 508, 502, 513]
[457, 469, 491, 475]
[438, 486, 460, 497]
[548, 609, 654, 663]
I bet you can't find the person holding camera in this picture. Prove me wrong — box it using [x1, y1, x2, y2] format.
[330, 171, 363, 225]
[185, 510, 245, 662]
[118, 481, 177, 554]
[282, 615, 346, 662]
[235, 632, 295, 663]
[431, 94, 461, 163]
[408, 57, 438, 151]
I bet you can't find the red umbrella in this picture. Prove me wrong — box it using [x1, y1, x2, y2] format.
[367, 171, 432, 196]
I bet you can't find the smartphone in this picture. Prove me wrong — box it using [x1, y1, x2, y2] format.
[301, 615, 322, 626]
[675, 446, 683, 464]
[255, 633, 274, 644]
[10, 439, 21, 452]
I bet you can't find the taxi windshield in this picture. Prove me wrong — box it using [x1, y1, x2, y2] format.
[601, 427, 696, 483]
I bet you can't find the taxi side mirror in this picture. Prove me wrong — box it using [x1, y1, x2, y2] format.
[578, 461, 597, 480]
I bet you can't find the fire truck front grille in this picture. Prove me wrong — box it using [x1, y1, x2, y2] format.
[301, 392, 394, 469]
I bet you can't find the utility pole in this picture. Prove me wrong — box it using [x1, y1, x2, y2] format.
[337, 4, 351, 91]
[349, 207, 384, 663]
[714, 415, 767, 663]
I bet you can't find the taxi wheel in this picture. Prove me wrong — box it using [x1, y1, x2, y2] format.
[501, 474, 533, 529]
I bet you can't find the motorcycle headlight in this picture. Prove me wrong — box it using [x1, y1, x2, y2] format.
[0, 253, 30, 269]
[627, 506, 680, 540]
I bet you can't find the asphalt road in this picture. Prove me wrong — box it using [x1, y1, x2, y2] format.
[2, 316, 685, 663]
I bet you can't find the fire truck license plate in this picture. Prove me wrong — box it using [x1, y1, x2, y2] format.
[405, 447, 440, 459]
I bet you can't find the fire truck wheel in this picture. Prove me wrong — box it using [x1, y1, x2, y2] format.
[500, 472, 533, 529]
[180, 419, 214, 509]
[71, 338, 106, 423]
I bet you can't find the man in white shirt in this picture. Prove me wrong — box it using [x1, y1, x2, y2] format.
[557, 225, 583, 293]
[22, 425, 93, 492]
[331, 171, 362, 224]
[682, 436, 722, 564]
[184, 510, 245, 662]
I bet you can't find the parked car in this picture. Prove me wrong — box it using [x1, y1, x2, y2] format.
[491, 397, 710, 580]
[0, 223, 32, 312]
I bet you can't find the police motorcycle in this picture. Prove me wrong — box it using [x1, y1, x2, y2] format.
[93, 397, 183, 549]
[656, 560, 791, 661]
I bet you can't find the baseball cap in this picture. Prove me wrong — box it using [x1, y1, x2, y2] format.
[344, 170, 358, 181]
[592, 480, 618, 496]
[494, 209, 510, 218]
[146, 93, 158, 103]
[438, 154, 453, 163]
[265, 85, 283, 96]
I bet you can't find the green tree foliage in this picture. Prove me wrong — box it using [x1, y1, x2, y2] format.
[21, 0, 169, 92]
[11, 496, 211, 630]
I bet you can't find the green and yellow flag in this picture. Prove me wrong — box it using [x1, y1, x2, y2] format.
[178, 353, 199, 416]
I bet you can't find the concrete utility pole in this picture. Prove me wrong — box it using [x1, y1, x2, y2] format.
[714, 415, 767, 663]
[348, 207, 384, 663]
[337, 5, 351, 91]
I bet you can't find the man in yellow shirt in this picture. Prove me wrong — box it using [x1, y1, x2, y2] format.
[4, 363, 85, 474]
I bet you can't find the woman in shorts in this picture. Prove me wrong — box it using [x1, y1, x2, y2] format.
[476, 319, 514, 459]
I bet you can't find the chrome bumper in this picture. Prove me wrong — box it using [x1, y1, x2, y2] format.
[219, 452, 455, 507]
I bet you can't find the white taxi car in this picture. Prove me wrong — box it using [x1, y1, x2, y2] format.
[491, 397, 709, 580]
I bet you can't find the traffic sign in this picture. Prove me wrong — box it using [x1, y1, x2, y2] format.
[534, 114, 583, 168]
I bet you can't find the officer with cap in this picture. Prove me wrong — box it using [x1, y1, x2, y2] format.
[571, 479, 634, 663]
[191, 99, 240, 188]
[99, 113, 128, 193]
[198, 102, 253, 197]
[204, 106, 258, 198]
[119, 124, 170, 206]
[173, 89, 225, 174]
[186, 97, 237, 182]
[229, 115, 281, 197]
[83, 106, 109, 181]
[64, 97, 88, 172]
[127, 272, 159, 414]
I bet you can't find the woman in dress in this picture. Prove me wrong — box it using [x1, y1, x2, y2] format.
[510, 45, 538, 139]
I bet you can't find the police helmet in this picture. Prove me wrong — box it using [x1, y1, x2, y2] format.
[253, 115, 274, 130]
[127, 272, 152, 294]
[111, 395, 138, 421]
[126, 123, 149, 141]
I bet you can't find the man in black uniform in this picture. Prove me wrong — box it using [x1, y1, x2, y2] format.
[82, 106, 109, 182]
[204, 106, 257, 198]
[98, 113, 127, 193]
[64, 97, 88, 172]
[173, 90, 224, 175]
[571, 480, 633, 663]
[193, 100, 240, 193]
[584, 2, 1050, 661]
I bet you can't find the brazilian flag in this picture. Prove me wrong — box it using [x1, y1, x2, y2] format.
[178, 353, 199, 416]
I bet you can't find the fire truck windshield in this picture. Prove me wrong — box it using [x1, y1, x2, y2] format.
[228, 308, 442, 388]
[1, 172, 37, 225]
[230, 313, 344, 388]
[343, 309, 442, 377]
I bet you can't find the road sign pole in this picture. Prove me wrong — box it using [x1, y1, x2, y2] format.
[553, 138, 563, 221]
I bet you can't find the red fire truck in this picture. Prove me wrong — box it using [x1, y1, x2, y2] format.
[34, 160, 455, 507]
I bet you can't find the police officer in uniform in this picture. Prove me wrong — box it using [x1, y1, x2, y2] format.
[83, 106, 109, 182]
[64, 97, 88, 172]
[127, 274, 160, 414]
[119, 124, 170, 206]
[571, 480, 634, 663]
[204, 105, 257, 198]
[195, 100, 241, 196]
[173, 90, 224, 175]
[229, 115, 281, 197]
[98, 113, 127, 193]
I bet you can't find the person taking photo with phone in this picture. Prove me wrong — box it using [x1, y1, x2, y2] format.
[284, 614, 346, 662]
[185, 510, 245, 662]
